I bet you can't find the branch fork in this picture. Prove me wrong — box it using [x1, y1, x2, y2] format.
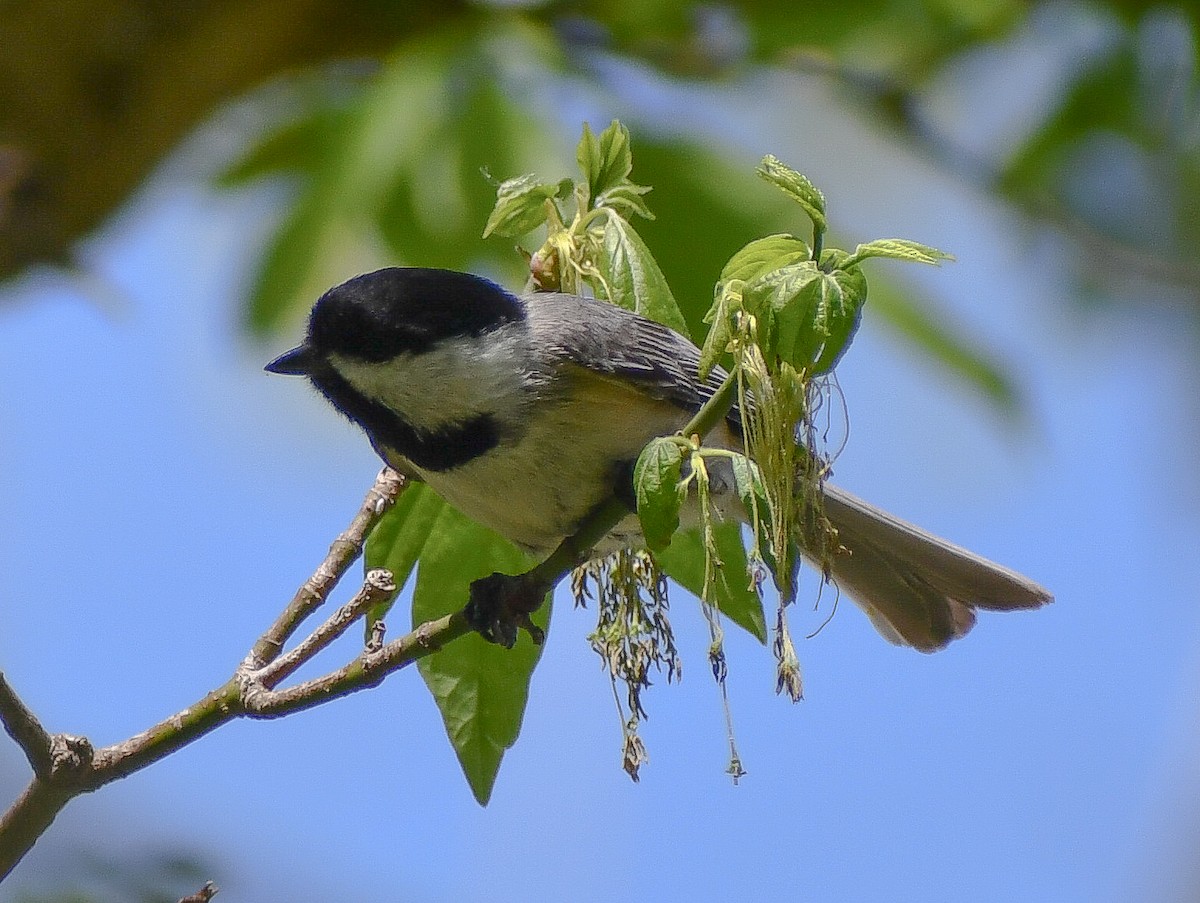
[0, 468, 431, 879]
[0, 368, 743, 880]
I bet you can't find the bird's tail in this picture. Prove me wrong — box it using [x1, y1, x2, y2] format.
[816, 484, 1052, 652]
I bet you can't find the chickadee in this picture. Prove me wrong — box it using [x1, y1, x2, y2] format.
[267, 267, 1051, 651]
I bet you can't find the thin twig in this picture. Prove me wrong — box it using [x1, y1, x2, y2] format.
[252, 569, 397, 691]
[245, 467, 407, 669]
[1, 376, 740, 879]
[242, 610, 472, 718]
[0, 470, 410, 879]
[0, 674, 53, 779]
[178, 880, 219, 902]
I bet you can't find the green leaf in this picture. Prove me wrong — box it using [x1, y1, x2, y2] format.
[811, 264, 868, 373]
[577, 120, 635, 208]
[744, 259, 822, 313]
[218, 104, 350, 187]
[845, 238, 954, 268]
[720, 233, 811, 283]
[362, 483, 448, 637]
[742, 259, 821, 362]
[412, 505, 548, 806]
[656, 523, 767, 643]
[698, 284, 740, 379]
[756, 155, 827, 233]
[596, 181, 655, 221]
[741, 250, 870, 372]
[597, 210, 690, 335]
[482, 173, 561, 238]
[633, 438, 686, 550]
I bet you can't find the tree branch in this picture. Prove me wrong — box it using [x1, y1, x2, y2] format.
[0, 674, 53, 779]
[242, 610, 472, 718]
[1, 373, 743, 879]
[1, 468, 417, 879]
[179, 880, 220, 903]
[246, 467, 406, 669]
[250, 568, 397, 692]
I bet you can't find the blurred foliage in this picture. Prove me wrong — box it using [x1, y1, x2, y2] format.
[4, 0, 1195, 401]
[808, 2, 1200, 300]
[11, 849, 210, 903]
[219, 17, 566, 332]
[998, 7, 1200, 287]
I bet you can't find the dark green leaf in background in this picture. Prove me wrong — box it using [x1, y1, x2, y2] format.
[411, 505, 548, 806]
[225, 21, 566, 333]
[656, 523, 767, 644]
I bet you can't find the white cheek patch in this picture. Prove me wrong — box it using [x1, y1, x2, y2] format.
[328, 325, 531, 432]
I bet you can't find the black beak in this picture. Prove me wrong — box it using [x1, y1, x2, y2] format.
[264, 345, 315, 376]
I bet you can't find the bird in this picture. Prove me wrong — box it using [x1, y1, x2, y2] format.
[266, 266, 1051, 652]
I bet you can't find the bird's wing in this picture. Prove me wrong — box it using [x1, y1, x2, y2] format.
[526, 292, 740, 429]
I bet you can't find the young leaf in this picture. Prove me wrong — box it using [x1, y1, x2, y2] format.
[742, 259, 821, 361]
[578, 120, 635, 208]
[698, 284, 740, 379]
[756, 155, 826, 234]
[727, 453, 780, 578]
[810, 264, 868, 373]
[482, 173, 562, 239]
[729, 454, 769, 523]
[596, 181, 655, 221]
[412, 505, 547, 806]
[634, 438, 686, 551]
[720, 233, 811, 284]
[844, 238, 954, 268]
[744, 259, 822, 315]
[597, 210, 690, 335]
[655, 523, 767, 643]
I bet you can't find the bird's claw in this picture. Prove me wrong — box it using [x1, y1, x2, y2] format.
[465, 572, 547, 648]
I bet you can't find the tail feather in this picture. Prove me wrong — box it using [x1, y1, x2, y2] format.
[818, 485, 1052, 653]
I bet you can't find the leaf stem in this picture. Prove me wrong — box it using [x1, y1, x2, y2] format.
[684, 370, 740, 442]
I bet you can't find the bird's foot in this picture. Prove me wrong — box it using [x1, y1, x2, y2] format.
[465, 572, 548, 648]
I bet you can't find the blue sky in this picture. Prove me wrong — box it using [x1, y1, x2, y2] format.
[3, 13, 1200, 902]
